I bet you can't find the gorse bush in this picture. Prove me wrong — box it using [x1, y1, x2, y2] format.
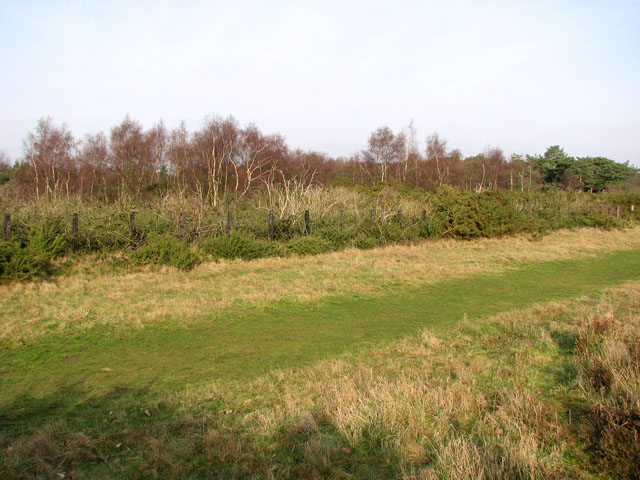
[27, 221, 68, 258]
[353, 234, 381, 250]
[0, 188, 637, 282]
[202, 234, 281, 261]
[130, 235, 201, 271]
[286, 235, 333, 256]
[0, 220, 68, 281]
[429, 189, 533, 239]
[315, 226, 352, 250]
[574, 211, 620, 230]
[78, 214, 133, 252]
[271, 215, 302, 241]
[0, 241, 53, 281]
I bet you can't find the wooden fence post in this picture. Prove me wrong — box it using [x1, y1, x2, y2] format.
[616, 206, 620, 219]
[269, 210, 275, 240]
[304, 209, 310, 236]
[422, 209, 427, 221]
[179, 212, 189, 241]
[72, 213, 79, 252]
[227, 210, 233, 236]
[370, 209, 375, 220]
[340, 210, 345, 228]
[130, 211, 137, 243]
[4, 213, 10, 242]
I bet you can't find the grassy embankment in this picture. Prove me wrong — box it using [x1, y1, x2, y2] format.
[1, 227, 640, 478]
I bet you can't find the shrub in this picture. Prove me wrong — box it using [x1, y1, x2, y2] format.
[130, 235, 201, 271]
[0, 189, 635, 282]
[0, 242, 53, 282]
[272, 216, 300, 241]
[315, 226, 352, 250]
[353, 234, 380, 250]
[419, 214, 445, 238]
[27, 221, 68, 258]
[202, 234, 281, 261]
[426, 189, 547, 239]
[286, 236, 333, 256]
[0, 221, 69, 282]
[377, 221, 404, 244]
[580, 212, 619, 230]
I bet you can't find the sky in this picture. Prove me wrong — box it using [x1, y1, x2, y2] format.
[1, 0, 639, 165]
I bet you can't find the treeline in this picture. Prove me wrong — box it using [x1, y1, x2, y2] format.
[0, 116, 637, 202]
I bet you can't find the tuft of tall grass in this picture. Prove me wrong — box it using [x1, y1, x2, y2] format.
[575, 310, 640, 479]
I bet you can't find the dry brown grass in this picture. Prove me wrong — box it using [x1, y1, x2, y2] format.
[171, 282, 637, 478]
[0, 422, 99, 478]
[2, 226, 640, 344]
[218, 282, 637, 479]
[575, 296, 640, 478]
[3, 281, 640, 478]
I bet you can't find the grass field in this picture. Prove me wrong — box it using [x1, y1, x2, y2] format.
[1, 227, 640, 478]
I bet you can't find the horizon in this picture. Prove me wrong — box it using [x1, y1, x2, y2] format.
[1, 0, 639, 165]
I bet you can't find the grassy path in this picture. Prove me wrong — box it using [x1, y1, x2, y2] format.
[4, 226, 640, 343]
[3, 248, 640, 432]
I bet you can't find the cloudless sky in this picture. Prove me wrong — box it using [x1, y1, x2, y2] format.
[1, 0, 639, 165]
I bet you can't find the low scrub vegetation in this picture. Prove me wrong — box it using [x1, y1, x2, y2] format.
[1, 187, 637, 283]
[0, 221, 67, 281]
[285, 235, 333, 256]
[130, 235, 201, 271]
[203, 234, 281, 261]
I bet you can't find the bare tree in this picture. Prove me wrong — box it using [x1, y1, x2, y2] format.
[366, 126, 400, 183]
[78, 132, 109, 200]
[484, 147, 505, 191]
[109, 116, 149, 196]
[167, 122, 193, 195]
[399, 120, 418, 184]
[463, 147, 505, 192]
[426, 132, 449, 187]
[0, 151, 10, 175]
[146, 121, 168, 188]
[23, 117, 76, 199]
[238, 125, 286, 196]
[192, 116, 241, 205]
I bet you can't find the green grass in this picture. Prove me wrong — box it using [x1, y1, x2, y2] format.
[2, 248, 640, 437]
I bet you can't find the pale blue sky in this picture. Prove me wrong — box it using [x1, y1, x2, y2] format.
[1, 0, 639, 164]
